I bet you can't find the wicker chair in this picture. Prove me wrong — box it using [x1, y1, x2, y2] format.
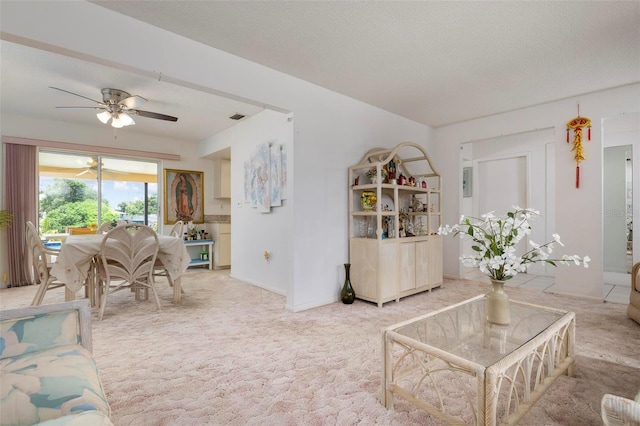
[629, 262, 640, 325]
[96, 224, 160, 320]
[602, 392, 640, 426]
[96, 221, 115, 234]
[25, 221, 67, 305]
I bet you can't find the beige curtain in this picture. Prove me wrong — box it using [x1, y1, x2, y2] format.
[4, 143, 37, 286]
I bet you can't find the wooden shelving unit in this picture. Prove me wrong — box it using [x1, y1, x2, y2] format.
[348, 142, 443, 307]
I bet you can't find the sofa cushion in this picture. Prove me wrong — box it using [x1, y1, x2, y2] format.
[0, 311, 81, 360]
[0, 344, 110, 426]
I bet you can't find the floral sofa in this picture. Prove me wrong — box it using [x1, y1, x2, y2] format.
[0, 300, 112, 426]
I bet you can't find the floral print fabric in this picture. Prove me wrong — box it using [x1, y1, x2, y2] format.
[0, 311, 110, 426]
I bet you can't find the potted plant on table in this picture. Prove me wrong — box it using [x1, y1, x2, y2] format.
[439, 206, 590, 325]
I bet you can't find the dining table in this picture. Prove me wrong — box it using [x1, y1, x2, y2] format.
[50, 233, 191, 304]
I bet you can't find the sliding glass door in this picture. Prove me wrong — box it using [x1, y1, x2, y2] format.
[38, 151, 158, 237]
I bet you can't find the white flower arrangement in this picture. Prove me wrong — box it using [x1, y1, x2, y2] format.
[438, 206, 590, 281]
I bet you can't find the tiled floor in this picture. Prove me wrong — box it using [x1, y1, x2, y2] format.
[462, 268, 630, 304]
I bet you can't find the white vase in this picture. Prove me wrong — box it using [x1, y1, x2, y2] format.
[486, 279, 511, 325]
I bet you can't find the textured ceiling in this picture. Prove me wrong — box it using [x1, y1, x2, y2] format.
[92, 1, 640, 128]
[2, 2, 639, 144]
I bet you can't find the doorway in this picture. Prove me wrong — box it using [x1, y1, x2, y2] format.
[603, 113, 640, 287]
[460, 128, 554, 279]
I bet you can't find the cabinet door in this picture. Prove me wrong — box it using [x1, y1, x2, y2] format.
[399, 242, 416, 292]
[426, 236, 443, 287]
[214, 159, 231, 199]
[218, 233, 231, 266]
[350, 239, 378, 299]
[415, 240, 430, 288]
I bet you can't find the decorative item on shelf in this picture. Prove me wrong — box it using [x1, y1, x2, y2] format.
[439, 206, 590, 325]
[411, 195, 423, 212]
[341, 263, 356, 304]
[387, 158, 396, 180]
[200, 250, 209, 261]
[365, 167, 387, 184]
[360, 191, 377, 211]
[398, 174, 406, 185]
[566, 105, 591, 189]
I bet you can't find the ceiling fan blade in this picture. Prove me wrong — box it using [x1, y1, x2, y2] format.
[133, 109, 178, 122]
[55, 106, 106, 110]
[49, 86, 102, 104]
[120, 95, 147, 110]
[75, 169, 92, 177]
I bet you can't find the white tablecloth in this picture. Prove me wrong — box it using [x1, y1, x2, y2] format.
[51, 234, 191, 293]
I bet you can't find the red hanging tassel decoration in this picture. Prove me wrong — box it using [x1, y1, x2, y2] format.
[567, 111, 591, 189]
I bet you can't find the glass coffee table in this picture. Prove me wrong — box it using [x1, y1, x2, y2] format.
[381, 294, 575, 425]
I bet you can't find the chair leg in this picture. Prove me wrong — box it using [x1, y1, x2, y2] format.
[149, 284, 162, 311]
[98, 281, 109, 321]
[31, 281, 47, 306]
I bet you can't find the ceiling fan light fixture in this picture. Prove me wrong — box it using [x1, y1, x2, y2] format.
[109, 112, 135, 128]
[111, 114, 125, 128]
[96, 110, 111, 124]
[118, 112, 135, 127]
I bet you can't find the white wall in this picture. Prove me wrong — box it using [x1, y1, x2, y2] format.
[434, 83, 640, 300]
[1, 1, 433, 310]
[199, 110, 294, 297]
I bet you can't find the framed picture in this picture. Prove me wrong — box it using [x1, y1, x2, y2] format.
[463, 167, 472, 198]
[164, 168, 204, 224]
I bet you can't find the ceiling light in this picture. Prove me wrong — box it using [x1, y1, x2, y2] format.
[96, 111, 111, 124]
[97, 110, 135, 128]
[117, 112, 135, 127]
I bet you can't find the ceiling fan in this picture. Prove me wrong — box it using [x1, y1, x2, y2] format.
[50, 86, 178, 128]
[76, 157, 127, 179]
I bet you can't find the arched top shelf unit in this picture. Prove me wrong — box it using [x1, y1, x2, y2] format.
[356, 142, 440, 181]
[347, 141, 444, 307]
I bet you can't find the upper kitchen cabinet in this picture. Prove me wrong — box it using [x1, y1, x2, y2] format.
[213, 158, 231, 199]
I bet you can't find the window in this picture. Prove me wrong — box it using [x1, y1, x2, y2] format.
[38, 151, 159, 237]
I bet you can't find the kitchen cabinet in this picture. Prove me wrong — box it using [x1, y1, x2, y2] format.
[213, 159, 231, 199]
[211, 223, 231, 269]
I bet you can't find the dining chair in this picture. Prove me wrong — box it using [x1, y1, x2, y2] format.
[96, 224, 160, 320]
[96, 221, 115, 234]
[25, 221, 67, 305]
[152, 221, 184, 290]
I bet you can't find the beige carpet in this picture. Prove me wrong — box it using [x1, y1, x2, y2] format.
[1, 270, 638, 425]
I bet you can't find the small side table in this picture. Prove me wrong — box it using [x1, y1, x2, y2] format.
[183, 239, 214, 270]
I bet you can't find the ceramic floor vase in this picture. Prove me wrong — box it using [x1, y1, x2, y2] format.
[341, 263, 355, 304]
[486, 278, 510, 325]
